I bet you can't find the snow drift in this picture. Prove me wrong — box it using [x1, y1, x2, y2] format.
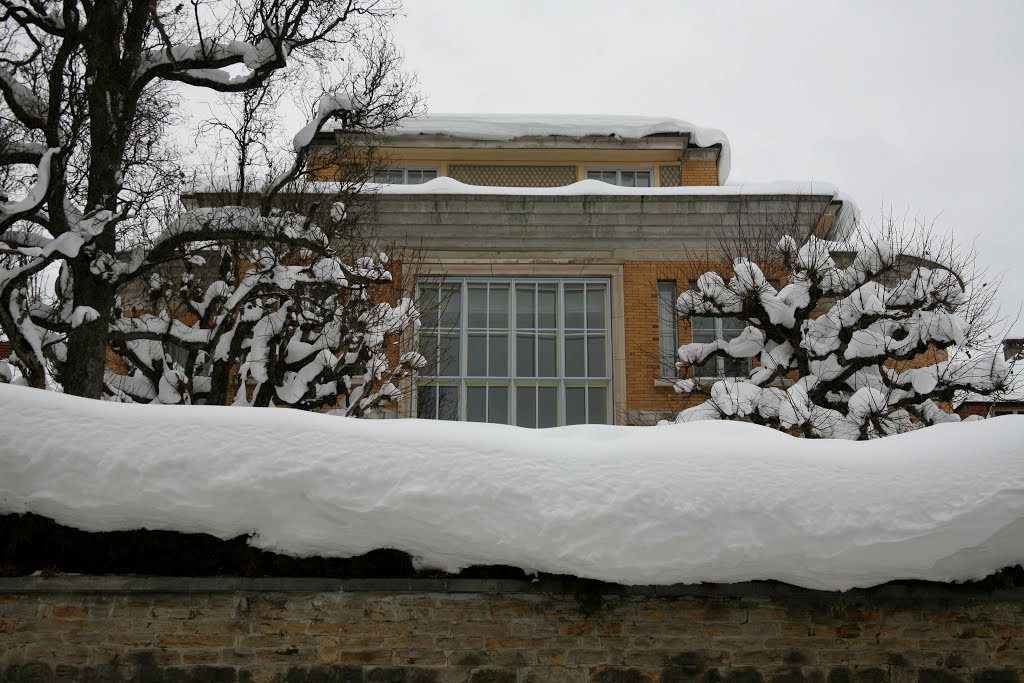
[1, 383, 1022, 591]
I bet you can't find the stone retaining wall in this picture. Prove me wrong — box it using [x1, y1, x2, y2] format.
[1, 577, 1021, 682]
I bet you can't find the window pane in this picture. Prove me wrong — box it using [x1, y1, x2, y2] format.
[516, 285, 535, 329]
[538, 387, 558, 428]
[587, 335, 606, 377]
[564, 286, 584, 328]
[467, 333, 487, 376]
[725, 357, 751, 378]
[438, 385, 459, 421]
[588, 386, 608, 424]
[419, 334, 438, 375]
[419, 287, 438, 328]
[566, 387, 586, 425]
[721, 318, 746, 336]
[565, 334, 585, 377]
[537, 285, 557, 329]
[488, 386, 508, 424]
[439, 286, 461, 328]
[586, 285, 606, 329]
[439, 334, 460, 376]
[468, 285, 488, 328]
[692, 316, 716, 333]
[620, 172, 635, 187]
[467, 385, 486, 422]
[516, 385, 536, 428]
[373, 169, 403, 184]
[489, 285, 509, 328]
[538, 334, 557, 377]
[659, 333, 678, 378]
[695, 355, 718, 378]
[416, 384, 437, 419]
[408, 169, 437, 184]
[488, 334, 508, 376]
[516, 334, 535, 377]
[635, 171, 651, 188]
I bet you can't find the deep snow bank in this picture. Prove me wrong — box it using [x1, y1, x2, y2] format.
[1, 384, 1022, 591]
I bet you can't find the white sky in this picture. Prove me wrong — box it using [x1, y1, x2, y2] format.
[389, 0, 1024, 335]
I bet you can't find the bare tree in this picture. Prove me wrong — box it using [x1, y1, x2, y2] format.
[0, 0, 417, 403]
[667, 218, 1015, 438]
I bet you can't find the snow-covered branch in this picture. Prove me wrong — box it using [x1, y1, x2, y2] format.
[670, 234, 1012, 439]
[0, 0, 68, 36]
[0, 147, 58, 230]
[0, 66, 48, 130]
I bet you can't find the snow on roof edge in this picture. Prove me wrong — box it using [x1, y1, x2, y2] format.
[325, 113, 733, 185]
[185, 177, 851, 201]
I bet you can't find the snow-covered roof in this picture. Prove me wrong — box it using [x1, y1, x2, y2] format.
[183, 177, 860, 240]
[325, 113, 733, 185]
[3, 383, 1023, 591]
[377, 177, 859, 240]
[373, 176, 830, 197]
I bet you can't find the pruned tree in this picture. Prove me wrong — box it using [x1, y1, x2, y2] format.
[0, 0, 424, 412]
[668, 224, 1015, 439]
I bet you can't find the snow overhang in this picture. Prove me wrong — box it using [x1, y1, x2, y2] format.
[324, 113, 733, 185]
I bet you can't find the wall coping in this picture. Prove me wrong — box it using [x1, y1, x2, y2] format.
[1, 575, 1021, 601]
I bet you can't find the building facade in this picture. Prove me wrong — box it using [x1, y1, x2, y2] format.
[308, 114, 855, 426]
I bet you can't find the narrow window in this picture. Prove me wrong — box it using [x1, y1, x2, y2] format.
[657, 281, 678, 378]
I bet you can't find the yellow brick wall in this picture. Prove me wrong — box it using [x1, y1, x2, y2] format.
[623, 262, 708, 416]
[681, 159, 718, 186]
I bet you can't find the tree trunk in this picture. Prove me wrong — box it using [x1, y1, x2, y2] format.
[61, 258, 115, 398]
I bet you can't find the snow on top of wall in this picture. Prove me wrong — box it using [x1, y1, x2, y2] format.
[2, 384, 1023, 591]
[325, 113, 733, 184]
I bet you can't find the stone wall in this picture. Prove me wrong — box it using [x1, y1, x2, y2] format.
[1, 577, 1022, 683]
[369, 193, 837, 262]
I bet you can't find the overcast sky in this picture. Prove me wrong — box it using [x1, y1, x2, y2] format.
[389, 1, 1024, 335]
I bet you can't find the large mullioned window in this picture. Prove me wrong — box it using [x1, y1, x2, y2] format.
[416, 278, 612, 427]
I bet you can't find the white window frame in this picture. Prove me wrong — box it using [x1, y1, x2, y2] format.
[415, 277, 613, 427]
[584, 167, 653, 188]
[372, 166, 439, 184]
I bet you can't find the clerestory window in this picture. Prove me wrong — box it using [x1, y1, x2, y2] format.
[372, 167, 439, 184]
[416, 278, 612, 426]
[585, 168, 652, 187]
